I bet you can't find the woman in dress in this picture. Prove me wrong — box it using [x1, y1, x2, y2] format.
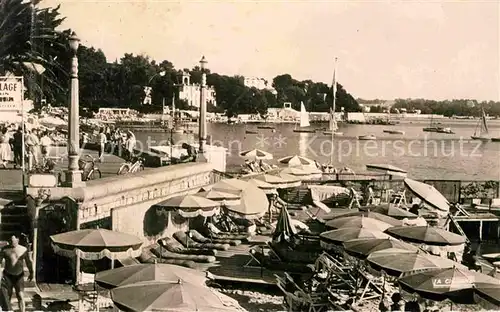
[0, 126, 13, 168]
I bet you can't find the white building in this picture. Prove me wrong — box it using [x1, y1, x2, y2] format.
[243, 76, 277, 95]
[178, 72, 217, 108]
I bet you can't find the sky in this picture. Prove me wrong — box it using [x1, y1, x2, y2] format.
[42, 0, 500, 101]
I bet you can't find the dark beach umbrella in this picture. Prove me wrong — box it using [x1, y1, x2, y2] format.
[404, 178, 449, 212]
[385, 226, 466, 246]
[95, 263, 208, 289]
[474, 282, 500, 309]
[331, 211, 403, 227]
[398, 267, 500, 303]
[366, 205, 418, 219]
[272, 205, 298, 243]
[110, 280, 244, 312]
[320, 227, 389, 245]
[367, 250, 457, 276]
[326, 216, 393, 232]
[366, 164, 408, 177]
[343, 238, 418, 258]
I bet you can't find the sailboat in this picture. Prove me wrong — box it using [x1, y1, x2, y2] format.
[382, 109, 404, 134]
[423, 115, 454, 134]
[293, 102, 316, 133]
[471, 106, 490, 141]
[323, 63, 343, 137]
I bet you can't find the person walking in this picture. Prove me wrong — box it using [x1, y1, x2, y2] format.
[124, 131, 136, 162]
[98, 128, 107, 162]
[0, 234, 34, 312]
[25, 129, 40, 170]
[0, 127, 12, 168]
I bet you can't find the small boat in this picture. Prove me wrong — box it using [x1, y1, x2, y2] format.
[245, 130, 258, 134]
[323, 131, 343, 136]
[358, 135, 376, 140]
[293, 102, 316, 133]
[422, 115, 454, 134]
[471, 106, 491, 141]
[383, 129, 405, 135]
[257, 125, 275, 130]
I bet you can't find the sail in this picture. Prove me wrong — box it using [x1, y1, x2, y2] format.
[481, 108, 489, 134]
[329, 110, 338, 131]
[300, 102, 310, 127]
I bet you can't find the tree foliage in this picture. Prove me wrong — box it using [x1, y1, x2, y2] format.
[393, 99, 500, 117]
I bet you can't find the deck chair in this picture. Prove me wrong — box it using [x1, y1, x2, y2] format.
[152, 243, 216, 263]
[189, 230, 241, 246]
[353, 269, 385, 303]
[160, 237, 217, 256]
[244, 246, 265, 268]
[347, 188, 362, 209]
[174, 231, 230, 251]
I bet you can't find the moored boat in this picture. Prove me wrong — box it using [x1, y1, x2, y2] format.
[293, 102, 316, 133]
[323, 131, 343, 136]
[245, 130, 258, 134]
[358, 134, 376, 140]
[383, 129, 405, 135]
[471, 106, 491, 141]
[491, 138, 500, 142]
[257, 125, 275, 130]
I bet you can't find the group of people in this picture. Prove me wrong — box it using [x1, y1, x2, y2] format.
[81, 127, 136, 162]
[243, 159, 274, 173]
[0, 124, 55, 171]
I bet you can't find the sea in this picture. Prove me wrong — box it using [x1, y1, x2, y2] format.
[133, 119, 500, 181]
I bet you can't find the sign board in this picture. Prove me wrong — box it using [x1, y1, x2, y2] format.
[0, 76, 23, 111]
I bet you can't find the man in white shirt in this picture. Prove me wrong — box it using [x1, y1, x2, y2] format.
[39, 131, 53, 162]
[98, 128, 107, 162]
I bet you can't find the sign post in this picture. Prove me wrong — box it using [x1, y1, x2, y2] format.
[0, 76, 25, 187]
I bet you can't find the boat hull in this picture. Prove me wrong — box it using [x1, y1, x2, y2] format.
[423, 128, 454, 134]
[491, 138, 500, 142]
[257, 126, 275, 130]
[383, 130, 405, 134]
[293, 129, 316, 133]
[471, 136, 491, 142]
[245, 130, 258, 134]
[358, 135, 376, 140]
[323, 131, 343, 136]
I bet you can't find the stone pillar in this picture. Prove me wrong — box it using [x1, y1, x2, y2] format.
[198, 56, 208, 162]
[65, 33, 84, 187]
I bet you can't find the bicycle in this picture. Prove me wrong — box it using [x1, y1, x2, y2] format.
[78, 154, 102, 181]
[117, 157, 145, 175]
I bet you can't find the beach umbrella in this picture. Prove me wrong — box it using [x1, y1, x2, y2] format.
[404, 178, 450, 212]
[272, 206, 298, 244]
[366, 164, 408, 178]
[50, 229, 143, 260]
[367, 204, 418, 219]
[331, 211, 403, 227]
[197, 189, 241, 205]
[110, 280, 246, 312]
[278, 155, 315, 167]
[154, 194, 220, 218]
[239, 149, 273, 160]
[367, 249, 458, 276]
[320, 227, 389, 245]
[95, 263, 208, 289]
[399, 267, 500, 302]
[326, 216, 393, 232]
[251, 174, 301, 189]
[343, 238, 418, 258]
[212, 179, 269, 219]
[385, 226, 466, 246]
[474, 283, 500, 309]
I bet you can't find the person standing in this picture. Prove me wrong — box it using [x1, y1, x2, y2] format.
[124, 131, 136, 162]
[0, 127, 12, 168]
[40, 131, 53, 164]
[0, 234, 34, 312]
[98, 128, 107, 162]
[25, 129, 40, 170]
[10, 127, 23, 169]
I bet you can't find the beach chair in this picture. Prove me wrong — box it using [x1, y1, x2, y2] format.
[244, 245, 265, 268]
[75, 272, 98, 312]
[152, 242, 216, 263]
[189, 229, 242, 246]
[173, 231, 230, 251]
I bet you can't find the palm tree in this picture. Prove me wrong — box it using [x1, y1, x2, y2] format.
[0, 0, 69, 105]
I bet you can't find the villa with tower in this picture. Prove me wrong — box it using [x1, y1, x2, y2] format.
[178, 71, 217, 108]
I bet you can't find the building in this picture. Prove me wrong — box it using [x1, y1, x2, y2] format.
[243, 76, 277, 95]
[178, 72, 217, 108]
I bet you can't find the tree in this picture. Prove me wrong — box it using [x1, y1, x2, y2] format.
[0, 0, 68, 106]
